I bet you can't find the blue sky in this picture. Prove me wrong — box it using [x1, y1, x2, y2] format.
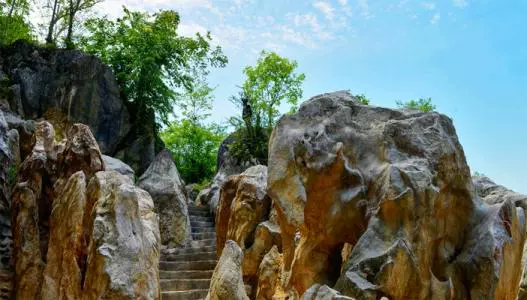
[95, 0, 527, 193]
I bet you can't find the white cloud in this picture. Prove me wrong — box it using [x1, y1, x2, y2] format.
[313, 1, 335, 20]
[430, 12, 441, 24]
[357, 0, 372, 18]
[422, 2, 436, 11]
[278, 25, 317, 48]
[338, 0, 348, 5]
[291, 13, 321, 32]
[452, 0, 468, 8]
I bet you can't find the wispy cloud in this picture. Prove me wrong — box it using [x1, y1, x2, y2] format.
[452, 0, 468, 8]
[338, 0, 348, 5]
[430, 12, 441, 24]
[313, 1, 335, 20]
[357, 0, 373, 18]
[422, 2, 436, 11]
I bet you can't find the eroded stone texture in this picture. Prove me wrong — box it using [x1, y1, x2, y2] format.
[83, 175, 160, 300]
[302, 284, 356, 300]
[40, 171, 86, 300]
[267, 91, 527, 299]
[9, 122, 160, 299]
[216, 165, 270, 256]
[138, 149, 191, 247]
[206, 240, 250, 300]
[255, 245, 283, 300]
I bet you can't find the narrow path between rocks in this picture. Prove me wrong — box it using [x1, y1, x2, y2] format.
[160, 206, 217, 300]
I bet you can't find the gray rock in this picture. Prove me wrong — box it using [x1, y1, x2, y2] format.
[302, 284, 356, 300]
[197, 135, 256, 214]
[83, 171, 161, 299]
[0, 40, 158, 172]
[102, 155, 135, 182]
[206, 240, 250, 300]
[138, 150, 191, 247]
[0, 110, 13, 276]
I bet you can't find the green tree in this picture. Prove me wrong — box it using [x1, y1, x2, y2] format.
[243, 51, 305, 130]
[64, 0, 103, 48]
[80, 8, 227, 126]
[0, 0, 33, 45]
[228, 51, 305, 165]
[396, 97, 436, 112]
[161, 85, 225, 183]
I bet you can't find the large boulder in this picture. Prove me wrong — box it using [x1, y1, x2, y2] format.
[197, 135, 256, 214]
[267, 91, 527, 299]
[0, 40, 157, 172]
[83, 171, 160, 300]
[138, 149, 191, 247]
[206, 240, 250, 300]
[10, 121, 160, 299]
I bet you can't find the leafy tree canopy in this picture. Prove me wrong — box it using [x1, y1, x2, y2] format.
[242, 50, 305, 130]
[354, 93, 370, 105]
[0, 0, 34, 45]
[79, 7, 228, 125]
[396, 97, 436, 112]
[161, 84, 225, 183]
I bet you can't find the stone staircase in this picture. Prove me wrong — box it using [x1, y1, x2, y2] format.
[160, 206, 217, 300]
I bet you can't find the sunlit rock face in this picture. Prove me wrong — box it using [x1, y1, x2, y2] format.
[10, 121, 160, 300]
[138, 149, 191, 248]
[267, 91, 526, 299]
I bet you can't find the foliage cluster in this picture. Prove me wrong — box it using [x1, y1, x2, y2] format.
[0, 0, 34, 45]
[396, 97, 436, 112]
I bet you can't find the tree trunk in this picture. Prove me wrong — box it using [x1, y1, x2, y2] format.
[8, 0, 17, 17]
[65, 0, 75, 49]
[46, 0, 59, 44]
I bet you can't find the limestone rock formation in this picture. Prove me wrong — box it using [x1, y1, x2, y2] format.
[138, 149, 191, 247]
[255, 245, 283, 300]
[267, 91, 527, 299]
[216, 165, 270, 255]
[302, 284, 355, 300]
[83, 171, 160, 300]
[102, 155, 135, 182]
[206, 240, 250, 300]
[0, 40, 158, 172]
[197, 134, 256, 214]
[9, 121, 160, 299]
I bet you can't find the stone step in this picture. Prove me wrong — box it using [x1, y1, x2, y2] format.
[161, 279, 211, 292]
[191, 221, 214, 228]
[192, 232, 216, 240]
[191, 226, 215, 234]
[161, 251, 216, 262]
[160, 260, 217, 271]
[190, 215, 213, 222]
[162, 245, 215, 256]
[188, 210, 211, 217]
[190, 239, 215, 248]
[161, 289, 209, 300]
[160, 270, 214, 280]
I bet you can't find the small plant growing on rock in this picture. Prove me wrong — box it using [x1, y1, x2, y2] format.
[396, 97, 436, 112]
[8, 163, 18, 187]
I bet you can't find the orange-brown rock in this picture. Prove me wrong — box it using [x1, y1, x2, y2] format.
[216, 165, 270, 256]
[40, 171, 86, 300]
[267, 91, 527, 299]
[10, 121, 160, 299]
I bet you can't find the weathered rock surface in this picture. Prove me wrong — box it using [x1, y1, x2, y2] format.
[83, 172, 160, 300]
[302, 284, 355, 300]
[138, 149, 191, 247]
[255, 245, 283, 300]
[266, 91, 527, 299]
[473, 175, 527, 299]
[0, 40, 158, 172]
[102, 155, 135, 182]
[9, 121, 160, 299]
[206, 240, 250, 300]
[197, 135, 256, 214]
[216, 165, 270, 256]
